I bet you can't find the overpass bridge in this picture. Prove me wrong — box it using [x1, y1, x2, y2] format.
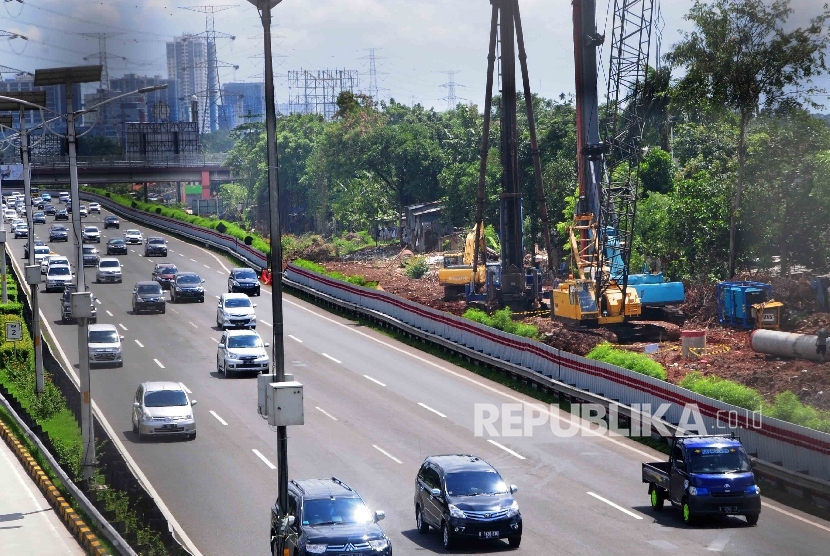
[28, 154, 233, 195]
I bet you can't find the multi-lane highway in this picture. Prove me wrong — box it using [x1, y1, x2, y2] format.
[7, 202, 830, 555]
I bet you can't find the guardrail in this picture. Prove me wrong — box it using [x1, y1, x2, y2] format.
[74, 190, 830, 504]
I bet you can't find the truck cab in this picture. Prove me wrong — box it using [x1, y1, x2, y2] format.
[642, 435, 761, 525]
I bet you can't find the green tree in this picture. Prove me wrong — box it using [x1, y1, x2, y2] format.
[640, 147, 674, 195]
[666, 0, 830, 277]
[200, 130, 234, 153]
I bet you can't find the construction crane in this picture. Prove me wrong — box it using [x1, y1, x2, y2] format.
[553, 0, 665, 326]
[468, 0, 553, 312]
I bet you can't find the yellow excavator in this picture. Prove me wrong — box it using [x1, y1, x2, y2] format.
[438, 222, 488, 300]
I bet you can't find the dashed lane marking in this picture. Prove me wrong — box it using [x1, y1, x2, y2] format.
[252, 449, 276, 470]
[373, 445, 402, 464]
[209, 411, 228, 426]
[363, 375, 386, 387]
[586, 492, 643, 520]
[135, 340, 144, 348]
[418, 403, 446, 418]
[288, 335, 302, 343]
[315, 407, 338, 421]
[153, 358, 165, 369]
[322, 353, 341, 364]
[487, 439, 526, 460]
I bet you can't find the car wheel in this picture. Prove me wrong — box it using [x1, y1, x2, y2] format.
[746, 514, 759, 526]
[189, 431, 196, 440]
[415, 505, 429, 533]
[137, 428, 144, 442]
[442, 521, 455, 550]
[132, 419, 138, 434]
[222, 362, 228, 378]
[682, 498, 695, 526]
[199, 296, 204, 303]
[161, 305, 166, 314]
[649, 486, 664, 512]
[508, 536, 521, 548]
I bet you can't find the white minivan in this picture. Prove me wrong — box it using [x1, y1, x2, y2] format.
[88, 324, 124, 367]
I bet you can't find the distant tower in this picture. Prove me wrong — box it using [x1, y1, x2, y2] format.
[440, 70, 464, 111]
[182, 5, 236, 133]
[359, 48, 386, 101]
[80, 32, 120, 93]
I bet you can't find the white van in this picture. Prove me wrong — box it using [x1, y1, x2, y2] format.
[88, 324, 124, 367]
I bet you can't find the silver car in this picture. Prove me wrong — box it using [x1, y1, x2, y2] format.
[132, 382, 197, 441]
[216, 329, 270, 377]
[45, 265, 73, 292]
[216, 292, 257, 330]
[96, 258, 122, 283]
[88, 324, 123, 367]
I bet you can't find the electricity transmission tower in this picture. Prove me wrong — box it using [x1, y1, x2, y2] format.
[439, 70, 465, 110]
[181, 5, 237, 133]
[80, 32, 123, 94]
[359, 48, 386, 101]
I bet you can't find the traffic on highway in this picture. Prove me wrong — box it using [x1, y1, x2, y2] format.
[5, 193, 830, 556]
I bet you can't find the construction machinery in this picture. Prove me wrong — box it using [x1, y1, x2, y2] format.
[466, 0, 552, 312]
[438, 223, 494, 300]
[553, 0, 670, 326]
[718, 281, 783, 330]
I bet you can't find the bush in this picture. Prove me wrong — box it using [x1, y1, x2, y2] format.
[405, 256, 429, 279]
[678, 371, 762, 410]
[292, 259, 379, 289]
[462, 307, 539, 340]
[766, 391, 830, 432]
[586, 342, 667, 380]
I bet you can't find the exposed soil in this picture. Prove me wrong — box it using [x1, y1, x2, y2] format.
[319, 252, 830, 410]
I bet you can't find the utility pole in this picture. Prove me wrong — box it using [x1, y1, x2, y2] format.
[0, 114, 11, 305]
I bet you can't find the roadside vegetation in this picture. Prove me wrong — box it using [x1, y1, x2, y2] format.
[462, 308, 539, 340]
[292, 258, 379, 288]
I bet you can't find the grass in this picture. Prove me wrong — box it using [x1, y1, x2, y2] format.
[678, 371, 763, 411]
[586, 342, 668, 380]
[463, 308, 540, 340]
[292, 258, 379, 288]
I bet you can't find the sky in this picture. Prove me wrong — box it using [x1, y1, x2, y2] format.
[1, 0, 828, 112]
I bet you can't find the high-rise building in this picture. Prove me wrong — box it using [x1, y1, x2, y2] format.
[0, 75, 82, 131]
[221, 82, 265, 128]
[166, 34, 208, 126]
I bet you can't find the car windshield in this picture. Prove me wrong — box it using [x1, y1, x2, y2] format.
[178, 275, 200, 285]
[109, 239, 125, 245]
[687, 447, 752, 474]
[35, 247, 50, 254]
[84, 227, 97, 233]
[83, 247, 95, 253]
[444, 471, 508, 496]
[302, 497, 372, 526]
[227, 335, 263, 348]
[137, 284, 162, 294]
[107, 217, 118, 222]
[49, 267, 70, 276]
[100, 261, 120, 268]
[89, 330, 118, 343]
[144, 390, 188, 407]
[225, 298, 252, 308]
[34, 212, 44, 217]
[158, 265, 177, 274]
[149, 238, 164, 244]
[235, 269, 257, 280]
[127, 230, 140, 235]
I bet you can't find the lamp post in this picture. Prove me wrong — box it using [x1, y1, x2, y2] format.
[5, 69, 167, 482]
[0, 114, 12, 305]
[0, 91, 47, 393]
[249, 0, 289, 538]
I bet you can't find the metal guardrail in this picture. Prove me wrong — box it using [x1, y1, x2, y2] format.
[31, 153, 229, 169]
[0, 391, 137, 556]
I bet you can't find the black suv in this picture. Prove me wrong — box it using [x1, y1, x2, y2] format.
[106, 238, 128, 256]
[171, 272, 205, 303]
[144, 237, 168, 257]
[414, 455, 521, 549]
[104, 216, 120, 229]
[132, 281, 166, 314]
[228, 267, 260, 296]
[271, 478, 391, 556]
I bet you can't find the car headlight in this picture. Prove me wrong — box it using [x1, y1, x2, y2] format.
[689, 486, 709, 496]
[506, 499, 520, 518]
[304, 544, 327, 554]
[368, 538, 389, 551]
[448, 504, 466, 519]
[745, 485, 760, 495]
[256, 356, 269, 363]
[142, 411, 152, 421]
[184, 414, 192, 420]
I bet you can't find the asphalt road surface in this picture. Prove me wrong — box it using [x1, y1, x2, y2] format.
[7, 202, 830, 556]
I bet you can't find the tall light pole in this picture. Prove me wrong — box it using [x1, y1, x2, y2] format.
[0, 114, 12, 305]
[249, 0, 288, 535]
[0, 91, 47, 393]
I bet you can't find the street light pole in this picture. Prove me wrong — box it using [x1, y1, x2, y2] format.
[251, 0, 287, 529]
[0, 116, 10, 305]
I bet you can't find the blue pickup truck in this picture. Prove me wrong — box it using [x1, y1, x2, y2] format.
[642, 435, 761, 525]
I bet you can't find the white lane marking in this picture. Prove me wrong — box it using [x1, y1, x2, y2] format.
[95, 298, 101, 305]
[322, 353, 341, 364]
[215, 295, 220, 299]
[118, 323, 127, 331]
[135, 340, 144, 348]
[373, 445, 402, 464]
[707, 532, 734, 552]
[487, 439, 526, 460]
[169, 308, 179, 314]
[153, 358, 165, 369]
[169, 249, 174, 253]
[190, 258, 197, 262]
[285, 297, 653, 458]
[288, 335, 302, 343]
[217, 271, 224, 275]
[209, 410, 228, 426]
[760, 501, 830, 532]
[586, 492, 643, 520]
[260, 319, 272, 327]
[363, 374, 385, 387]
[203, 264, 210, 269]
[315, 407, 338, 421]
[210, 337, 219, 343]
[147, 259, 153, 263]
[418, 402, 446, 418]
[188, 321, 197, 328]
[179, 383, 192, 394]
[130, 249, 135, 253]
[179, 253, 184, 257]
[105, 310, 113, 316]
[252, 449, 277, 470]
[6, 248, 205, 556]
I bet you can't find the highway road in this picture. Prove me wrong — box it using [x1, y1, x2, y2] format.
[7, 200, 830, 556]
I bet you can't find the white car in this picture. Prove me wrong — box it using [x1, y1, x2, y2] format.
[96, 258, 122, 283]
[79, 205, 88, 217]
[216, 329, 270, 377]
[45, 265, 74, 292]
[31, 196, 43, 206]
[216, 293, 257, 330]
[124, 229, 143, 244]
[41, 254, 66, 274]
[13, 222, 28, 238]
[88, 202, 101, 213]
[82, 226, 101, 243]
[58, 192, 70, 203]
[88, 323, 123, 367]
[132, 381, 197, 441]
[2, 209, 16, 222]
[33, 245, 52, 265]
